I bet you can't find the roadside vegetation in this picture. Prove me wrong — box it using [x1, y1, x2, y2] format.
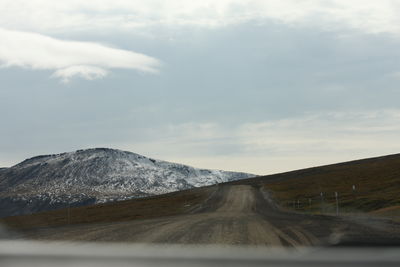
[236, 154, 400, 218]
[1, 186, 214, 230]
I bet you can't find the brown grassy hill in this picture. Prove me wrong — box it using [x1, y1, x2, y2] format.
[229, 153, 400, 215]
[1, 186, 215, 230]
[2, 153, 400, 230]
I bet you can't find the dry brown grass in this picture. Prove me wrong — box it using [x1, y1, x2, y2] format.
[230, 153, 400, 215]
[1, 186, 215, 230]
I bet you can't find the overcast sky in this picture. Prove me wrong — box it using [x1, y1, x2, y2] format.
[1, 0, 400, 174]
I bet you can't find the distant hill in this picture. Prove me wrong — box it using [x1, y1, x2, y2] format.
[230, 153, 400, 215]
[4, 153, 400, 231]
[0, 148, 254, 217]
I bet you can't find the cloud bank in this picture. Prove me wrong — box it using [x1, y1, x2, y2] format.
[1, 1, 400, 36]
[0, 28, 160, 82]
[121, 109, 400, 174]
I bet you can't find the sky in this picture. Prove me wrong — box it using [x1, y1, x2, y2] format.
[1, 0, 400, 174]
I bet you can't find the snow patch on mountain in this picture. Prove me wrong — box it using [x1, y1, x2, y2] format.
[0, 148, 255, 217]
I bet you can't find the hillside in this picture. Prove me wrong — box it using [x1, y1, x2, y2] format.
[229, 153, 400, 215]
[3, 152, 400, 233]
[0, 148, 254, 217]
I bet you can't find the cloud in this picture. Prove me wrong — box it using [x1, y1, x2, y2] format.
[119, 109, 400, 174]
[52, 66, 108, 83]
[237, 110, 400, 155]
[0, 28, 160, 82]
[2, 107, 400, 174]
[1, 1, 400, 36]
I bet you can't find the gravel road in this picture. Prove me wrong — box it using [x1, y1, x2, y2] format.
[22, 185, 400, 246]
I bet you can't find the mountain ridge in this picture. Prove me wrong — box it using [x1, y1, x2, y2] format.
[0, 148, 255, 217]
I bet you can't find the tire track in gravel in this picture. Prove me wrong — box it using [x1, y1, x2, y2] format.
[24, 184, 400, 246]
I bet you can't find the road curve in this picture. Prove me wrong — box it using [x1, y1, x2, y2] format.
[22, 184, 400, 246]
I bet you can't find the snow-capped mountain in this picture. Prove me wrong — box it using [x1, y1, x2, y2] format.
[0, 148, 254, 217]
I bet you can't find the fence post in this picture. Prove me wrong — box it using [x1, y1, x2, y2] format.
[320, 192, 324, 213]
[335, 192, 339, 216]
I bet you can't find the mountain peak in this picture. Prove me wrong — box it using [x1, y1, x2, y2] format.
[0, 148, 254, 217]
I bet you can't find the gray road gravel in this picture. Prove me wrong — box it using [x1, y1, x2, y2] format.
[21, 185, 400, 246]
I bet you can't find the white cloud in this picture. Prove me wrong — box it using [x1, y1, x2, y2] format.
[119, 109, 400, 174]
[0, 1, 400, 36]
[236, 110, 400, 156]
[52, 66, 108, 83]
[0, 28, 160, 82]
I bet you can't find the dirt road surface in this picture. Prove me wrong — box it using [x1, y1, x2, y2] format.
[21, 185, 400, 246]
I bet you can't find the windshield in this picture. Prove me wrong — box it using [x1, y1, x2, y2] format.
[1, 0, 400, 255]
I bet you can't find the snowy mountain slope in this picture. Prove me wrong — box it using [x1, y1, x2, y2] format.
[0, 148, 254, 217]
